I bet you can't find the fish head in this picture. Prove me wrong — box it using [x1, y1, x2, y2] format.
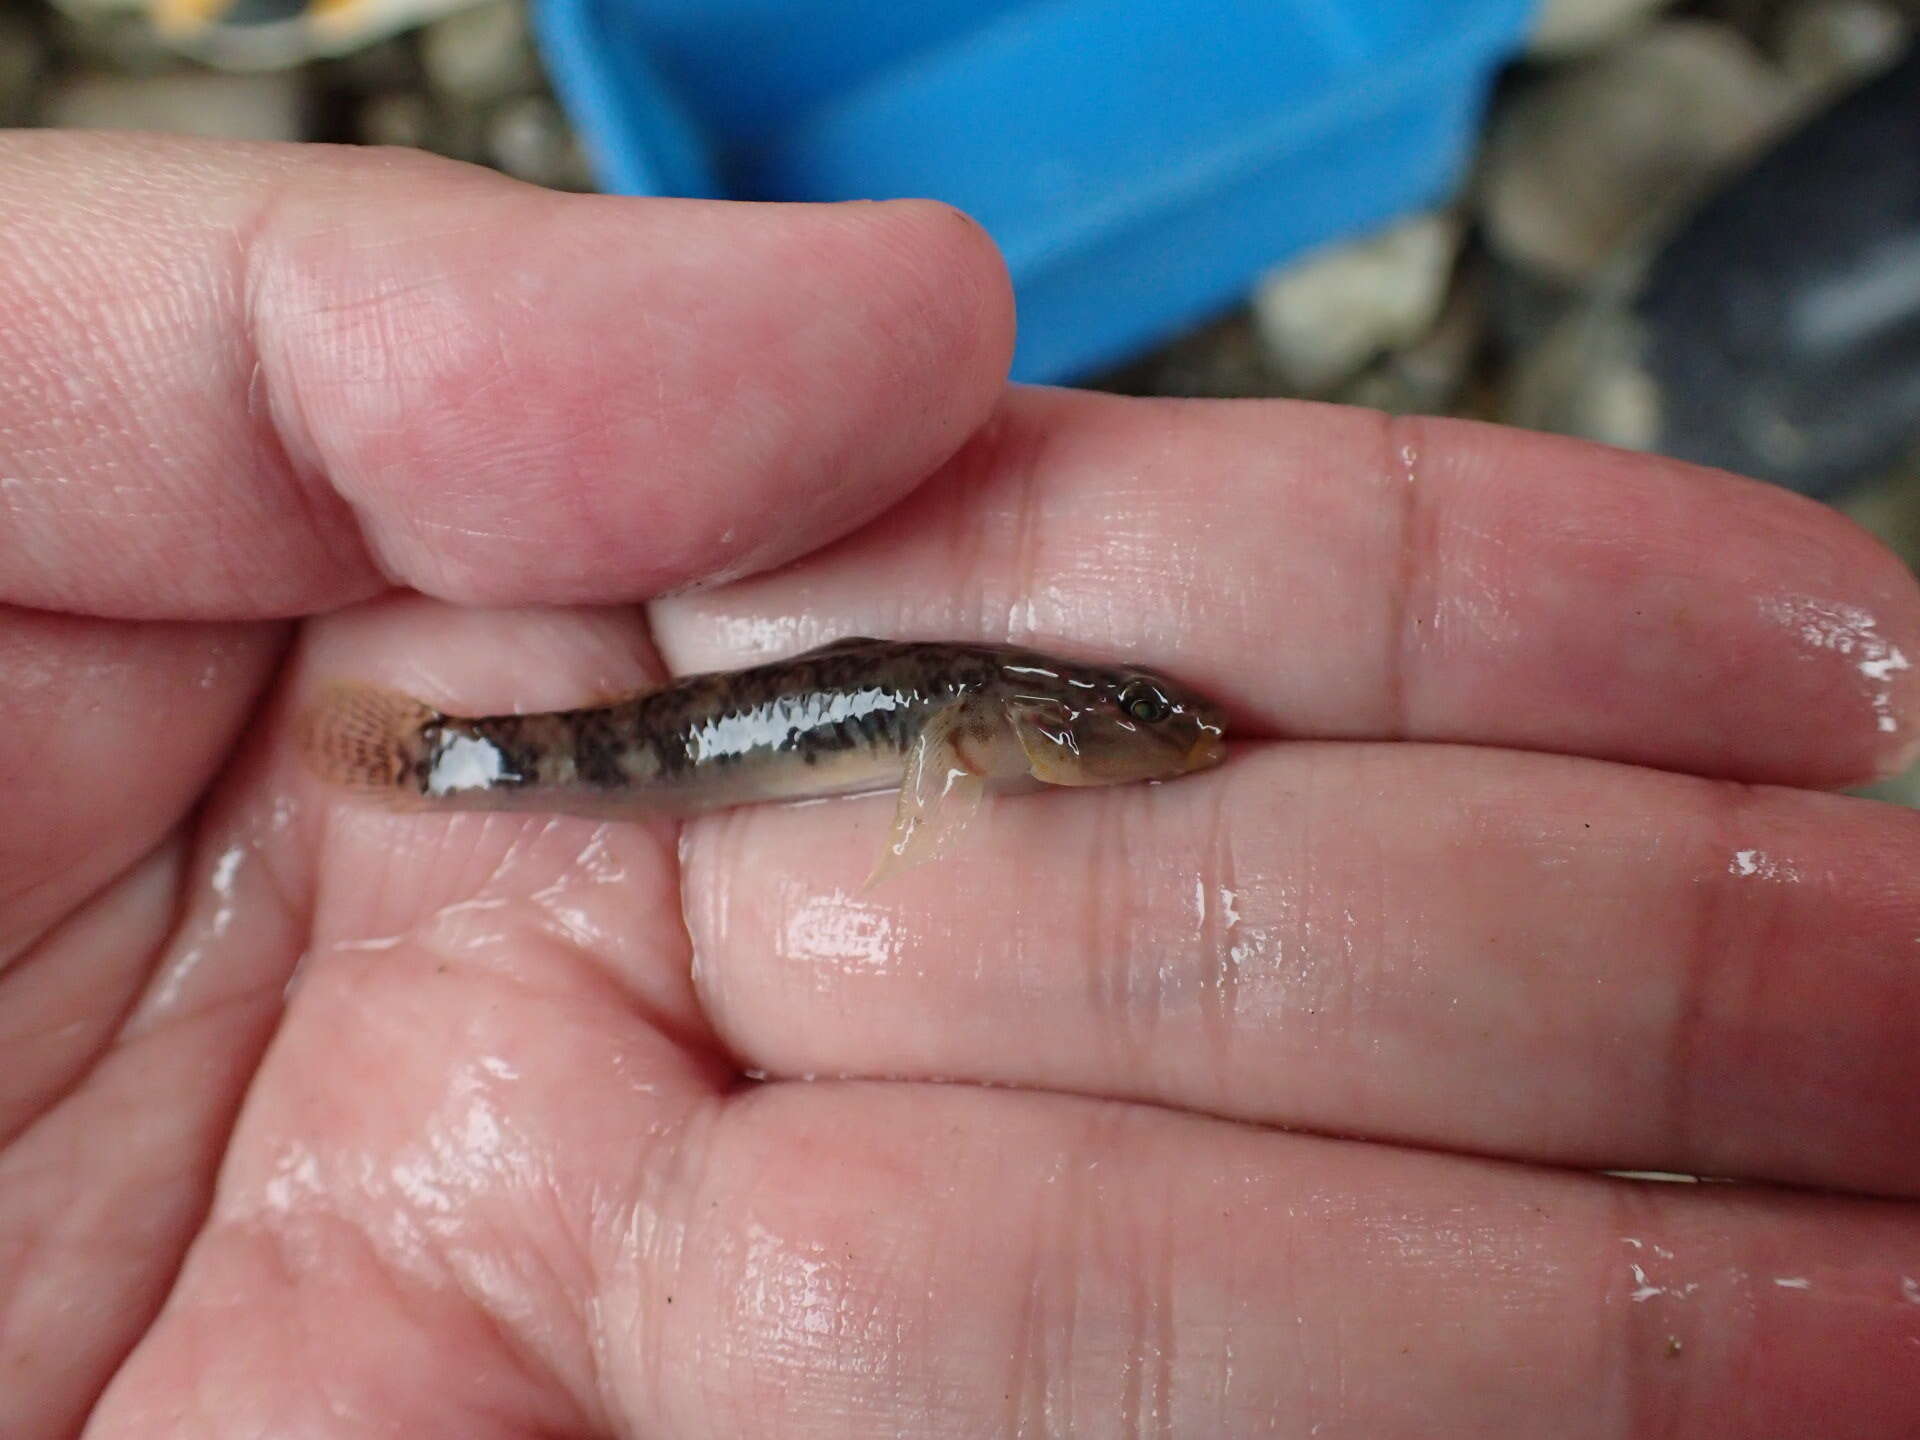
[1005, 664, 1226, 787]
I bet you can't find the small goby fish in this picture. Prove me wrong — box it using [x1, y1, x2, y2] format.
[298, 637, 1227, 880]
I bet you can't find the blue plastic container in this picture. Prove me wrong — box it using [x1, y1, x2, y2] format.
[533, 0, 1539, 382]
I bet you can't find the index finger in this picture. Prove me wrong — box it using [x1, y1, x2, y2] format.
[653, 388, 1920, 787]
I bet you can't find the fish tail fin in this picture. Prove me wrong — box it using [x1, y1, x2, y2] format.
[297, 682, 439, 793]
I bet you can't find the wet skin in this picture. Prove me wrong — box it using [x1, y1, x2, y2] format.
[4, 134, 1920, 1440]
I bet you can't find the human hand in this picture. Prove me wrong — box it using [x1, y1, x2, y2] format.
[4, 133, 1918, 1439]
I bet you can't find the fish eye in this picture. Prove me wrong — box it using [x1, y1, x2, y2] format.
[1119, 682, 1171, 725]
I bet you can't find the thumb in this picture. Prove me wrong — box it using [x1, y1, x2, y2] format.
[0, 133, 1017, 620]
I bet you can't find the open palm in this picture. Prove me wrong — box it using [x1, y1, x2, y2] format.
[5, 135, 1919, 1440]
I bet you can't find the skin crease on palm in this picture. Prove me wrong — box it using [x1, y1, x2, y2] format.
[3, 132, 1920, 1440]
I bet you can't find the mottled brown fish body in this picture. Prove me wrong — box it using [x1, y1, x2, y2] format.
[299, 638, 1227, 867]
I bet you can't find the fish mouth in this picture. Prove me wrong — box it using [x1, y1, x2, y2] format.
[1184, 731, 1227, 771]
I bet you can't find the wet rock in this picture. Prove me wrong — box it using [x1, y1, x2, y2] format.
[1337, 255, 1490, 417]
[421, 0, 541, 104]
[0, 10, 49, 126]
[321, 34, 423, 92]
[1090, 312, 1275, 400]
[357, 88, 434, 149]
[429, 100, 492, 164]
[1504, 301, 1663, 451]
[485, 93, 593, 190]
[140, 0, 475, 72]
[1629, 44, 1920, 497]
[1509, 47, 1920, 501]
[47, 3, 183, 76]
[1252, 211, 1463, 396]
[1526, 0, 1679, 57]
[44, 67, 310, 140]
[1776, 0, 1911, 98]
[1481, 22, 1795, 286]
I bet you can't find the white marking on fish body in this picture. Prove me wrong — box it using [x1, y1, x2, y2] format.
[428, 733, 506, 795]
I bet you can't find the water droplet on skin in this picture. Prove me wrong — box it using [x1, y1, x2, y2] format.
[1729, 849, 1801, 882]
[779, 888, 903, 976]
[1756, 595, 1911, 737]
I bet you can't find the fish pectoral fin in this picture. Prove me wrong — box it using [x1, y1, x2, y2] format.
[1004, 697, 1089, 786]
[865, 700, 992, 888]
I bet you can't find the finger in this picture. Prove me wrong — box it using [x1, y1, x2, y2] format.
[0, 608, 280, 967]
[0, 789, 302, 1439]
[683, 743, 1920, 1196]
[630, 1087, 1919, 1439]
[652, 388, 1920, 787]
[90, 1039, 1920, 1437]
[85, 594, 716, 1438]
[0, 132, 1013, 619]
[0, 129, 1011, 986]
